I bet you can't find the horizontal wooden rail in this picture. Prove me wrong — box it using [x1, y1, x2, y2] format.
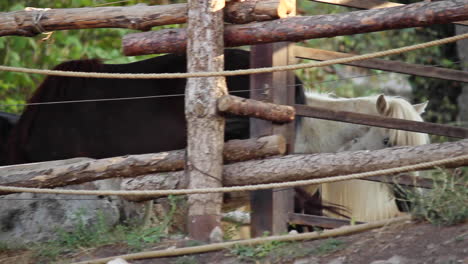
[0, 0, 291, 37]
[295, 104, 468, 138]
[289, 213, 366, 228]
[218, 95, 295, 123]
[0, 135, 286, 195]
[294, 46, 468, 83]
[308, 0, 468, 26]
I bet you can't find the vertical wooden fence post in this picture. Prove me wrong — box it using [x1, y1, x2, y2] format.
[185, 0, 226, 242]
[250, 42, 296, 237]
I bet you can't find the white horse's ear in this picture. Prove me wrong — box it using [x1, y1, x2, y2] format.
[376, 94, 388, 115]
[413, 101, 428, 114]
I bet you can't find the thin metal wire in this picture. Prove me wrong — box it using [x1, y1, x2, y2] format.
[0, 88, 257, 108]
[0, 59, 462, 109]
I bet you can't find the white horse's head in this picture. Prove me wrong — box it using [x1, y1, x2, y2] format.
[295, 92, 429, 154]
[338, 94, 430, 151]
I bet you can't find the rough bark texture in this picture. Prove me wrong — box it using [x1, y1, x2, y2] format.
[309, 0, 401, 9]
[222, 135, 286, 162]
[122, 139, 468, 196]
[122, 0, 468, 55]
[0, 136, 285, 195]
[0, 4, 187, 37]
[185, 0, 226, 241]
[0, 1, 290, 37]
[224, 0, 295, 24]
[294, 46, 468, 83]
[218, 95, 295, 123]
[311, 0, 468, 25]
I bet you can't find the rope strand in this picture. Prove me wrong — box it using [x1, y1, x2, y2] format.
[0, 154, 466, 196]
[0, 33, 467, 79]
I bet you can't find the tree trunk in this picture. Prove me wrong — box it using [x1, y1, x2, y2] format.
[0, 136, 285, 195]
[122, 0, 468, 55]
[122, 139, 468, 199]
[0, 1, 292, 37]
[184, 0, 226, 242]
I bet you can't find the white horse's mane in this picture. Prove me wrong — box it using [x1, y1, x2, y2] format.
[303, 91, 430, 147]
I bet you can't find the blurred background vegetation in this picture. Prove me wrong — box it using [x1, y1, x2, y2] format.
[0, 0, 465, 142]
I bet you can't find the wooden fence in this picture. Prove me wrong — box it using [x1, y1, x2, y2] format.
[0, 0, 467, 241]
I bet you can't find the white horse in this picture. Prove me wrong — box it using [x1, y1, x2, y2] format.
[295, 92, 429, 221]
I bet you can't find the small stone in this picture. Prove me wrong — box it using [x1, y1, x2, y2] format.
[370, 255, 409, 264]
[327, 256, 346, 264]
[294, 256, 319, 264]
[289, 230, 299, 235]
[426, 243, 436, 250]
[107, 258, 130, 264]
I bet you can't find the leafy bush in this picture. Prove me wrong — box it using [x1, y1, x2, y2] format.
[396, 168, 468, 226]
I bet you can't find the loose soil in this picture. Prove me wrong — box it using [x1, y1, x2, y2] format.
[1, 219, 467, 264]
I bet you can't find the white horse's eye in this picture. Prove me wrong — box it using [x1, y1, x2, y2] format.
[383, 137, 390, 146]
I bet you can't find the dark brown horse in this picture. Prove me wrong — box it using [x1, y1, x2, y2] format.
[1, 49, 346, 230]
[2, 49, 304, 165]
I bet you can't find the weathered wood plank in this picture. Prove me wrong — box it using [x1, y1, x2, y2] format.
[289, 213, 366, 229]
[294, 104, 468, 138]
[294, 46, 468, 83]
[249, 42, 296, 237]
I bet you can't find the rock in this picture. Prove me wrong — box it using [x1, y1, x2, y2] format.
[327, 256, 346, 264]
[209, 226, 224, 243]
[370, 255, 409, 264]
[107, 258, 130, 264]
[0, 159, 144, 243]
[293, 256, 319, 264]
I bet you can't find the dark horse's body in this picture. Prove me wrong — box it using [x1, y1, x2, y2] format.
[2, 49, 305, 165]
[0, 112, 19, 159]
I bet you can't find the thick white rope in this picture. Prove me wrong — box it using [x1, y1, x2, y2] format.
[0, 33, 467, 79]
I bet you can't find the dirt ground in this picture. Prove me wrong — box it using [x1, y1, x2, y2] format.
[1, 219, 467, 264]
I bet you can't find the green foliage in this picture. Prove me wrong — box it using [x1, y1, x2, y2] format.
[173, 256, 199, 264]
[396, 168, 468, 226]
[35, 209, 114, 261]
[313, 238, 345, 255]
[229, 238, 346, 263]
[0, 1, 181, 114]
[230, 240, 289, 262]
[33, 195, 180, 262]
